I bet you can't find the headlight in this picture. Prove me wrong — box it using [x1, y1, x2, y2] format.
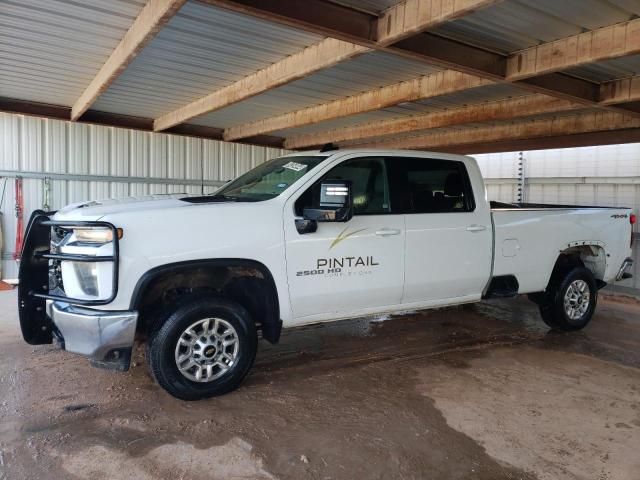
[72, 227, 122, 244]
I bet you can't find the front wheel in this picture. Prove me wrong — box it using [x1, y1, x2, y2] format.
[538, 267, 598, 331]
[147, 296, 257, 400]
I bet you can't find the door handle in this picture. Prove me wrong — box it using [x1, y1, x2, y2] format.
[375, 228, 401, 237]
[466, 224, 487, 232]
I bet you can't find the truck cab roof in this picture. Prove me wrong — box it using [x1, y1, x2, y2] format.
[280, 148, 472, 162]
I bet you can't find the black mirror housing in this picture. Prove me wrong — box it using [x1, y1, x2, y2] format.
[303, 180, 353, 223]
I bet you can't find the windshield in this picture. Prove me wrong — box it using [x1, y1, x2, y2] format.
[213, 156, 327, 201]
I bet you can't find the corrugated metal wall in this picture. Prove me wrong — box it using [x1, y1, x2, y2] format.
[0, 112, 288, 279]
[476, 145, 640, 293]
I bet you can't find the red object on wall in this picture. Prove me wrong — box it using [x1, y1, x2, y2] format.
[14, 178, 24, 260]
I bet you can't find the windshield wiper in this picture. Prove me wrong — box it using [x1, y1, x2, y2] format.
[211, 194, 263, 202]
[180, 194, 239, 204]
[210, 194, 239, 201]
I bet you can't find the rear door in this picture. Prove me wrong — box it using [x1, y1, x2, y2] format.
[386, 156, 492, 304]
[284, 156, 405, 322]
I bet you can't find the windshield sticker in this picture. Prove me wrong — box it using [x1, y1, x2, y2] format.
[276, 182, 289, 189]
[282, 161, 307, 172]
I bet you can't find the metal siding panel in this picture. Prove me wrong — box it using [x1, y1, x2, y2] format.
[20, 116, 43, 172]
[67, 180, 88, 204]
[596, 184, 617, 206]
[111, 128, 129, 177]
[149, 183, 168, 195]
[0, 113, 20, 170]
[185, 137, 201, 182]
[22, 178, 42, 218]
[49, 178, 66, 213]
[219, 142, 237, 182]
[149, 134, 168, 179]
[45, 119, 66, 174]
[168, 136, 186, 180]
[110, 182, 130, 199]
[0, 112, 288, 279]
[235, 144, 253, 176]
[89, 125, 108, 176]
[130, 130, 149, 178]
[90, 180, 110, 203]
[130, 182, 148, 197]
[252, 147, 268, 170]
[482, 146, 640, 180]
[67, 123, 89, 175]
[203, 139, 221, 182]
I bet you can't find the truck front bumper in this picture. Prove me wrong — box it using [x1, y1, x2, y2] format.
[47, 301, 138, 371]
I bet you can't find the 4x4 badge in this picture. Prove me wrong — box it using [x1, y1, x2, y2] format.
[330, 227, 367, 250]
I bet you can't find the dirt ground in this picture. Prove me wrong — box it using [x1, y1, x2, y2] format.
[1, 291, 640, 480]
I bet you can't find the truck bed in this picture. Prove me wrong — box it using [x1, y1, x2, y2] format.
[489, 203, 632, 294]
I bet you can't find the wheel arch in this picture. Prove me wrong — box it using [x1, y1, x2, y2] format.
[130, 259, 282, 344]
[548, 244, 607, 291]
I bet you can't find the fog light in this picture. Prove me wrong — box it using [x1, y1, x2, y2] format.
[72, 262, 99, 296]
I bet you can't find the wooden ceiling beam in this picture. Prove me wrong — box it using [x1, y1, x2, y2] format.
[223, 70, 491, 141]
[389, 34, 607, 107]
[355, 111, 640, 150]
[228, 31, 636, 141]
[200, 0, 608, 107]
[197, 0, 378, 45]
[200, 0, 502, 47]
[600, 75, 640, 105]
[283, 74, 640, 151]
[284, 94, 581, 149]
[71, 0, 187, 121]
[506, 18, 640, 81]
[154, 38, 369, 131]
[156, 0, 499, 131]
[439, 128, 640, 154]
[199, 1, 640, 141]
[376, 0, 504, 46]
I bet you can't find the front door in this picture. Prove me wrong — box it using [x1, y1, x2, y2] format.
[284, 157, 405, 322]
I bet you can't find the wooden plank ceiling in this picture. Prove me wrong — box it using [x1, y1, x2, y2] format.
[3, 0, 640, 153]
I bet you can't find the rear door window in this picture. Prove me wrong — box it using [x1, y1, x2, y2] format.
[386, 157, 475, 214]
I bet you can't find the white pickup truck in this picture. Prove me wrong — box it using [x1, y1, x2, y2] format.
[18, 148, 634, 400]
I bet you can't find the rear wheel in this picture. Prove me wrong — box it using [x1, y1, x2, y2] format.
[147, 296, 257, 400]
[538, 267, 598, 331]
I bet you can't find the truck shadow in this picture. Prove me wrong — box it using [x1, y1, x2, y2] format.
[249, 297, 549, 384]
[249, 295, 640, 384]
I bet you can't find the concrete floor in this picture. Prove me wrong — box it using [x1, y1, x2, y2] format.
[1, 291, 640, 480]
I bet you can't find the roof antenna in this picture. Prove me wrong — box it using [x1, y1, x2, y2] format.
[320, 143, 339, 153]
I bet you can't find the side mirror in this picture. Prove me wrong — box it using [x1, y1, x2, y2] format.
[303, 180, 353, 223]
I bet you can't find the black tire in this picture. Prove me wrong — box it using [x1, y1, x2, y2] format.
[146, 296, 257, 400]
[538, 267, 598, 331]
